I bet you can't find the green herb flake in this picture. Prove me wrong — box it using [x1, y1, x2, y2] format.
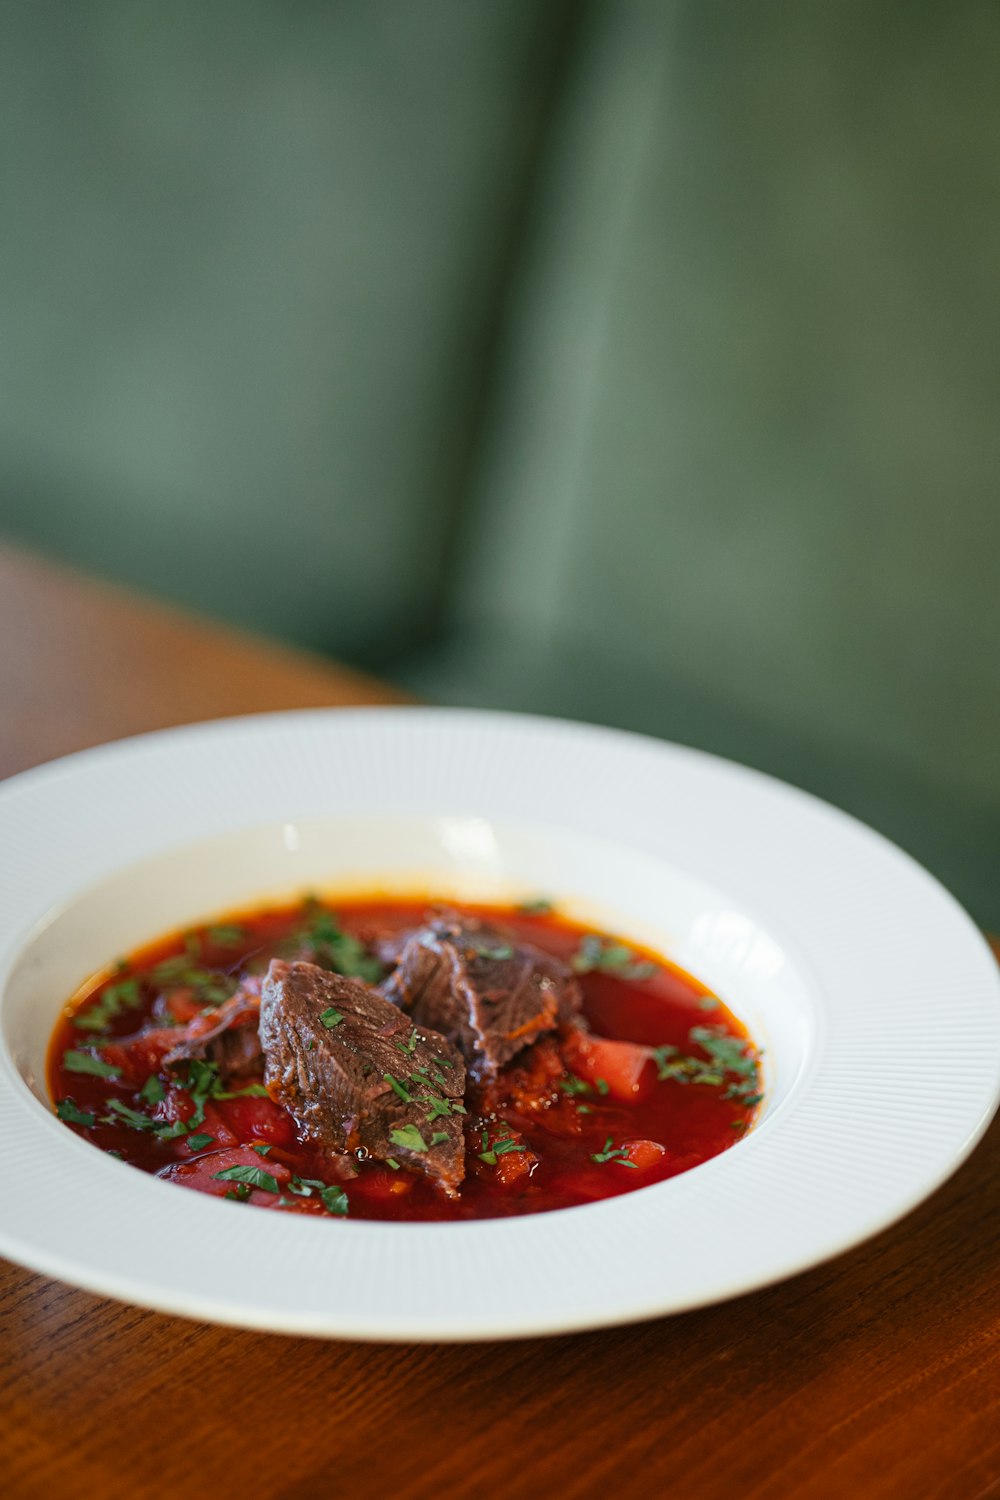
[206, 924, 245, 946]
[251, 1143, 273, 1156]
[56, 1098, 96, 1127]
[140, 1075, 166, 1106]
[518, 897, 553, 915]
[212, 1164, 279, 1194]
[319, 1007, 344, 1029]
[389, 1125, 428, 1154]
[385, 1157, 400, 1170]
[319, 1184, 349, 1217]
[72, 976, 142, 1033]
[186, 1132, 216, 1152]
[471, 941, 515, 962]
[570, 935, 657, 981]
[213, 1083, 270, 1100]
[478, 1127, 524, 1165]
[430, 1131, 449, 1146]
[594, 1078, 610, 1096]
[151, 953, 237, 1007]
[103, 1099, 157, 1131]
[651, 1025, 762, 1101]
[300, 909, 383, 983]
[225, 1185, 251, 1202]
[288, 1175, 326, 1197]
[698, 995, 720, 1011]
[63, 1049, 123, 1080]
[558, 1075, 592, 1097]
[590, 1137, 639, 1168]
[383, 1073, 414, 1103]
[420, 1092, 454, 1122]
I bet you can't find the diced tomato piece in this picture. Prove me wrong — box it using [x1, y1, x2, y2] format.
[215, 1092, 298, 1147]
[171, 1100, 238, 1156]
[99, 1029, 177, 1087]
[156, 1144, 291, 1203]
[562, 1031, 653, 1102]
[619, 1138, 667, 1170]
[495, 1147, 536, 1187]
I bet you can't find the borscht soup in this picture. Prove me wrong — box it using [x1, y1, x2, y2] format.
[48, 896, 763, 1221]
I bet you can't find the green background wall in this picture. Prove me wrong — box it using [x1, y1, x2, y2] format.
[2, 1, 999, 922]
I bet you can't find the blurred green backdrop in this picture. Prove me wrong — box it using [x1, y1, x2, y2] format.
[2, 1, 999, 923]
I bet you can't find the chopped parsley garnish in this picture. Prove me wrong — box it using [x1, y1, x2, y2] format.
[385, 1157, 400, 1170]
[56, 1098, 95, 1127]
[299, 907, 382, 983]
[319, 1184, 349, 1216]
[212, 1164, 280, 1194]
[150, 954, 236, 1007]
[389, 1125, 428, 1153]
[394, 1029, 419, 1056]
[594, 1078, 610, 1096]
[225, 1185, 251, 1202]
[419, 1091, 456, 1122]
[383, 1073, 414, 1102]
[140, 1075, 165, 1105]
[103, 1098, 158, 1130]
[650, 1025, 762, 1103]
[590, 1137, 638, 1168]
[206, 924, 245, 946]
[72, 976, 142, 1033]
[570, 935, 657, 981]
[478, 1127, 526, 1165]
[63, 1049, 123, 1080]
[288, 1175, 326, 1196]
[558, 1075, 592, 1097]
[470, 941, 515, 962]
[517, 897, 553, 915]
[430, 1131, 449, 1146]
[186, 1132, 216, 1152]
[251, 1143, 273, 1156]
[319, 1007, 344, 1029]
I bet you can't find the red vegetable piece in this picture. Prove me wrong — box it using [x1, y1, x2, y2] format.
[562, 1031, 653, 1102]
[156, 1144, 291, 1202]
[214, 1092, 298, 1148]
[98, 1028, 178, 1087]
[619, 1138, 667, 1170]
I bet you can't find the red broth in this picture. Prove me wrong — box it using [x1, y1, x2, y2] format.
[47, 897, 763, 1221]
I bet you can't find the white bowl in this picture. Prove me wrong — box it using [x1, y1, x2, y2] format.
[0, 707, 997, 1340]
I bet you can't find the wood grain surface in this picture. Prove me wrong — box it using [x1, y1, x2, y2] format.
[0, 541, 997, 1500]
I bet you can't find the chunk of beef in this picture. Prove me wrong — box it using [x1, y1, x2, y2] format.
[381, 918, 582, 1081]
[163, 981, 263, 1082]
[259, 960, 466, 1194]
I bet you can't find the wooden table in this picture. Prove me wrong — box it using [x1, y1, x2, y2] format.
[1, 542, 997, 1500]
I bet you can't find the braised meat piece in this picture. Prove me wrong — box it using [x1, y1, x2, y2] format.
[381, 918, 582, 1081]
[259, 960, 466, 1194]
[162, 982, 263, 1081]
